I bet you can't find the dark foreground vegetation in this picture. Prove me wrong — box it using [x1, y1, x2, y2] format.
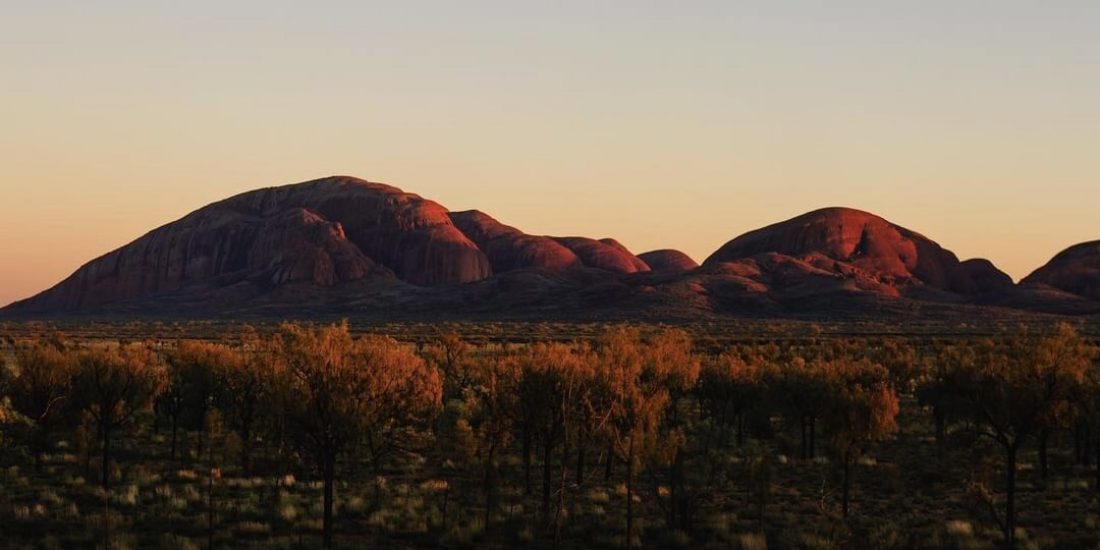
[1, 321, 1099, 549]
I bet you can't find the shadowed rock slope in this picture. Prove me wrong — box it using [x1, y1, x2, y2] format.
[1022, 241, 1100, 301]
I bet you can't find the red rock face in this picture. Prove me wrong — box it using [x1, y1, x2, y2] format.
[11, 176, 491, 311]
[703, 208, 1009, 295]
[552, 237, 651, 274]
[448, 210, 658, 276]
[248, 208, 377, 286]
[1023, 241, 1100, 300]
[222, 176, 491, 285]
[638, 249, 699, 273]
[448, 210, 582, 273]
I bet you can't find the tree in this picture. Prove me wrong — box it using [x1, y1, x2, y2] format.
[204, 409, 225, 549]
[644, 329, 700, 532]
[873, 338, 920, 396]
[71, 343, 166, 489]
[515, 342, 569, 523]
[596, 327, 687, 548]
[454, 350, 518, 535]
[1032, 327, 1097, 480]
[217, 329, 271, 476]
[272, 322, 441, 548]
[0, 348, 18, 449]
[698, 352, 774, 449]
[950, 324, 1093, 548]
[916, 342, 971, 464]
[7, 339, 74, 471]
[546, 341, 599, 538]
[509, 345, 549, 497]
[774, 356, 831, 460]
[431, 331, 472, 402]
[163, 341, 233, 461]
[358, 335, 444, 477]
[818, 359, 899, 518]
[570, 342, 610, 489]
[156, 357, 187, 462]
[1079, 349, 1100, 489]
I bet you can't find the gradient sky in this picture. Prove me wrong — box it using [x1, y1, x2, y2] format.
[2, 1, 1098, 306]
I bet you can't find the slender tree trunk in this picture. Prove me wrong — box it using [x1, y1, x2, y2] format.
[718, 407, 729, 449]
[841, 450, 851, 518]
[933, 406, 946, 463]
[1073, 422, 1084, 465]
[483, 462, 492, 535]
[542, 438, 553, 520]
[323, 453, 336, 548]
[208, 439, 215, 550]
[800, 417, 808, 460]
[197, 430, 205, 464]
[33, 426, 46, 473]
[170, 414, 179, 462]
[484, 446, 496, 536]
[1085, 423, 1093, 467]
[737, 413, 746, 447]
[1094, 431, 1100, 492]
[83, 452, 91, 479]
[101, 421, 112, 490]
[809, 417, 816, 459]
[104, 485, 111, 550]
[1038, 429, 1050, 481]
[671, 449, 685, 530]
[626, 441, 634, 550]
[82, 429, 92, 480]
[241, 424, 252, 477]
[523, 427, 533, 495]
[1005, 444, 1017, 549]
[605, 443, 614, 481]
[756, 462, 768, 530]
[555, 438, 569, 543]
[441, 482, 449, 532]
[576, 444, 586, 485]
[102, 419, 112, 549]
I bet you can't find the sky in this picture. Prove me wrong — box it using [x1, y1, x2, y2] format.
[1, 1, 1098, 306]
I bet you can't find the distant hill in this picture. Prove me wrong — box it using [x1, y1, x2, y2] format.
[4, 175, 1097, 320]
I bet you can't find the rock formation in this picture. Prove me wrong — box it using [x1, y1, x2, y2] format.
[8, 176, 491, 311]
[552, 237, 650, 274]
[1023, 241, 1100, 300]
[6, 178, 1083, 320]
[703, 207, 1010, 295]
[448, 210, 582, 273]
[638, 249, 699, 273]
